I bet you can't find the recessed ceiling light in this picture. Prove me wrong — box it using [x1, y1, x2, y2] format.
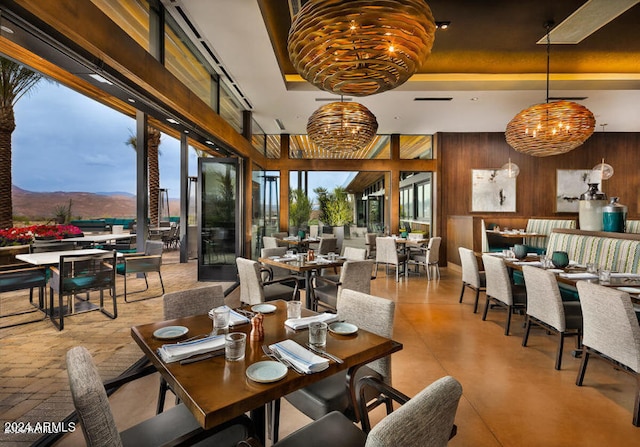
[88, 73, 113, 85]
[184, 130, 189, 134]
[205, 140, 214, 145]
[1, 25, 14, 34]
[436, 21, 451, 30]
[470, 97, 479, 101]
[166, 118, 179, 125]
[127, 98, 135, 103]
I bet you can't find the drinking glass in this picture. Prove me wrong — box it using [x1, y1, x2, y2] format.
[586, 263, 598, 274]
[309, 321, 327, 349]
[225, 332, 246, 361]
[287, 301, 302, 319]
[211, 306, 230, 335]
[598, 268, 611, 283]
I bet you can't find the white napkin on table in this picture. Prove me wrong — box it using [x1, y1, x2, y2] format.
[270, 339, 329, 374]
[208, 306, 250, 327]
[558, 272, 598, 280]
[284, 313, 339, 330]
[611, 273, 640, 278]
[513, 261, 543, 267]
[157, 334, 225, 363]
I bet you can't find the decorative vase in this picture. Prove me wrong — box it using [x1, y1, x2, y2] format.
[512, 244, 527, 260]
[551, 251, 570, 269]
[578, 183, 607, 231]
[602, 197, 627, 233]
[298, 229, 306, 240]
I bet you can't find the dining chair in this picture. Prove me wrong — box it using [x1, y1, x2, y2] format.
[317, 237, 338, 255]
[458, 247, 486, 313]
[375, 237, 407, 281]
[521, 266, 582, 370]
[409, 237, 441, 280]
[365, 233, 377, 259]
[235, 257, 299, 305]
[157, 284, 226, 414]
[575, 281, 640, 426]
[321, 246, 367, 282]
[313, 260, 374, 311]
[309, 224, 319, 238]
[116, 240, 165, 303]
[49, 251, 117, 331]
[262, 236, 279, 249]
[281, 289, 396, 438]
[66, 346, 255, 447]
[0, 263, 47, 328]
[267, 376, 461, 447]
[481, 254, 527, 336]
[271, 232, 289, 248]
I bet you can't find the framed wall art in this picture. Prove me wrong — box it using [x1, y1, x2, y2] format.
[556, 169, 598, 212]
[471, 169, 516, 212]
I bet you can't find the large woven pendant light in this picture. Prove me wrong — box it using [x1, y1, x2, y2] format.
[288, 0, 436, 97]
[307, 101, 378, 152]
[505, 23, 595, 157]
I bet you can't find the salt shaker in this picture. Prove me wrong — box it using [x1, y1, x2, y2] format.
[250, 313, 264, 341]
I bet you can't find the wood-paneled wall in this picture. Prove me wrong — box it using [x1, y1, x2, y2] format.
[438, 131, 640, 263]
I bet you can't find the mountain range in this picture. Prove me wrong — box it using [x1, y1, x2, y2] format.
[12, 185, 181, 221]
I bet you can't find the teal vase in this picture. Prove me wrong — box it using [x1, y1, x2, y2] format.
[551, 251, 569, 269]
[513, 244, 527, 260]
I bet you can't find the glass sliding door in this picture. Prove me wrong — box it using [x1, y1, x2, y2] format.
[198, 158, 241, 281]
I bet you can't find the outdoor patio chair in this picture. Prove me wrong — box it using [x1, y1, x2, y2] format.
[0, 263, 47, 329]
[116, 240, 165, 303]
[67, 346, 255, 447]
[49, 250, 117, 330]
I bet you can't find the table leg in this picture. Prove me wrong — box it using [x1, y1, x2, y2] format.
[305, 270, 313, 309]
[250, 404, 266, 445]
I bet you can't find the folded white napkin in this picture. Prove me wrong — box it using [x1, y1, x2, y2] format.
[513, 261, 543, 267]
[157, 334, 225, 363]
[548, 268, 564, 273]
[611, 273, 640, 278]
[208, 306, 250, 327]
[284, 313, 340, 330]
[558, 272, 598, 279]
[270, 339, 329, 374]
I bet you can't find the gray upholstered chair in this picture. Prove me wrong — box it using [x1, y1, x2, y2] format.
[271, 376, 462, 447]
[365, 233, 378, 259]
[236, 257, 299, 305]
[521, 266, 582, 370]
[49, 251, 117, 331]
[157, 284, 227, 414]
[116, 240, 165, 302]
[309, 224, 319, 238]
[262, 236, 279, 249]
[458, 247, 486, 313]
[280, 290, 396, 440]
[321, 246, 367, 282]
[575, 282, 640, 426]
[271, 232, 289, 248]
[66, 346, 254, 447]
[317, 236, 338, 255]
[481, 254, 527, 335]
[375, 237, 407, 282]
[313, 260, 374, 312]
[410, 237, 441, 280]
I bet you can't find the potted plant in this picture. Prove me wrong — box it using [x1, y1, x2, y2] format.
[289, 188, 312, 238]
[322, 187, 353, 247]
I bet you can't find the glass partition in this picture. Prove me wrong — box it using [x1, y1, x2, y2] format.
[399, 172, 432, 235]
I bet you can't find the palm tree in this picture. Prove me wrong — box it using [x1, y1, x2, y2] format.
[126, 127, 162, 227]
[0, 57, 43, 229]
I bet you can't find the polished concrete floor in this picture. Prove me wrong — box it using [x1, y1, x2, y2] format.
[1, 251, 639, 446]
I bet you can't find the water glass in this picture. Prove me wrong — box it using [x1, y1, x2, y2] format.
[285, 250, 294, 257]
[309, 321, 328, 349]
[225, 332, 246, 361]
[211, 306, 230, 335]
[598, 268, 611, 283]
[586, 263, 598, 274]
[287, 301, 302, 319]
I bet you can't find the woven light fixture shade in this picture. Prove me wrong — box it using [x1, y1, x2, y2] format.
[307, 101, 378, 152]
[288, 0, 436, 97]
[505, 100, 595, 157]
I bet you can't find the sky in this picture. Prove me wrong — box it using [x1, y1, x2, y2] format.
[11, 80, 349, 201]
[12, 81, 196, 198]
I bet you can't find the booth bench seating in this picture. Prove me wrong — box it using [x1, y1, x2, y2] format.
[626, 220, 640, 234]
[524, 218, 576, 254]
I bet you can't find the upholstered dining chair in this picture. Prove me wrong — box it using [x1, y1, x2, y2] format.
[458, 247, 486, 313]
[267, 376, 462, 447]
[157, 284, 227, 414]
[410, 237, 441, 280]
[262, 236, 279, 249]
[317, 236, 338, 255]
[271, 232, 289, 248]
[321, 246, 367, 282]
[313, 260, 374, 312]
[66, 346, 254, 447]
[236, 257, 299, 305]
[575, 281, 640, 426]
[375, 237, 407, 282]
[279, 290, 396, 441]
[521, 266, 582, 370]
[365, 233, 377, 259]
[116, 240, 165, 303]
[481, 254, 527, 336]
[0, 263, 47, 329]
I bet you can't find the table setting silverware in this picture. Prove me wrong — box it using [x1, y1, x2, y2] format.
[262, 345, 306, 375]
[305, 343, 344, 364]
[179, 349, 224, 365]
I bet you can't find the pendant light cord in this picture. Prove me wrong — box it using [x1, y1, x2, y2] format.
[545, 22, 552, 104]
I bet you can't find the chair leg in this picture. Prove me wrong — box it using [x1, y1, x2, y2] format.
[157, 377, 168, 414]
[473, 289, 481, 314]
[504, 305, 512, 336]
[576, 349, 590, 386]
[459, 283, 466, 303]
[634, 376, 640, 427]
[555, 333, 565, 370]
[522, 316, 532, 347]
[482, 297, 491, 321]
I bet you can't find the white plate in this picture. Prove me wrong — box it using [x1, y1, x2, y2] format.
[617, 287, 640, 294]
[153, 326, 188, 340]
[251, 303, 277, 314]
[329, 322, 358, 335]
[246, 361, 288, 383]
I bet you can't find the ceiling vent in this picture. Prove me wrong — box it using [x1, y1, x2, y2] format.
[315, 97, 352, 102]
[275, 118, 286, 130]
[414, 97, 453, 101]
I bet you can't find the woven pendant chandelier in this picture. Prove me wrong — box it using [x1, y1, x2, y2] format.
[307, 101, 378, 152]
[288, 0, 436, 97]
[505, 24, 595, 157]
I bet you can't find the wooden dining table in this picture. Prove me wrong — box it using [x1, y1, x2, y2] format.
[259, 256, 345, 308]
[130, 300, 402, 443]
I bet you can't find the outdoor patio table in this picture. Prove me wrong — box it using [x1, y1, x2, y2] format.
[131, 300, 402, 444]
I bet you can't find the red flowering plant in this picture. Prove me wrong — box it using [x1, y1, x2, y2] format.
[0, 224, 83, 246]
